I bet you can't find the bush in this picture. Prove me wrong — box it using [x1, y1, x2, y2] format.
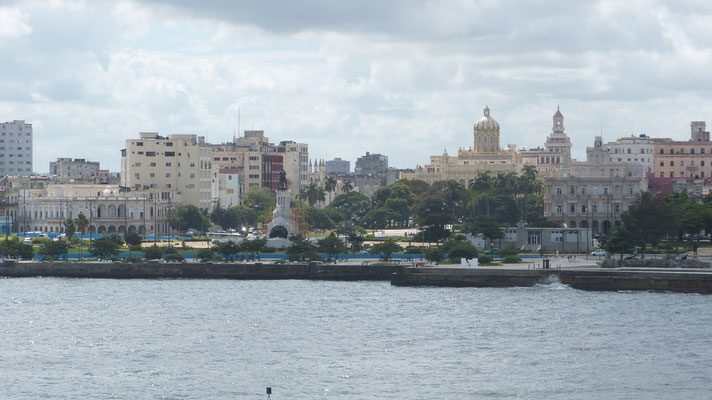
[502, 255, 521, 263]
[196, 247, 214, 261]
[32, 237, 46, 244]
[477, 255, 492, 264]
[164, 253, 185, 263]
[124, 256, 143, 263]
[404, 246, 426, 254]
[143, 245, 163, 260]
[163, 245, 178, 254]
[129, 244, 143, 252]
[425, 247, 445, 263]
[500, 244, 519, 257]
[125, 232, 143, 247]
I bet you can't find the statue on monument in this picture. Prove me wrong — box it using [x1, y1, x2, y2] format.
[279, 170, 287, 190]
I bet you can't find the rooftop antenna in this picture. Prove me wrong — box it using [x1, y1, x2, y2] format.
[238, 105, 241, 138]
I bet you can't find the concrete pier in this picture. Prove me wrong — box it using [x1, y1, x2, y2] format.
[390, 267, 712, 294]
[0, 261, 401, 281]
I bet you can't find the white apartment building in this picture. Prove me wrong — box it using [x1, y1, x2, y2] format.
[277, 140, 309, 195]
[0, 120, 33, 176]
[121, 133, 212, 211]
[605, 134, 671, 174]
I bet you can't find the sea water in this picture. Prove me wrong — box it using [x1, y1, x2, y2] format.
[1, 278, 711, 399]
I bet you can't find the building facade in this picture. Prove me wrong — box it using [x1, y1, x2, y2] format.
[121, 132, 212, 211]
[0, 120, 33, 177]
[653, 122, 712, 179]
[50, 158, 101, 182]
[325, 157, 350, 175]
[355, 152, 388, 176]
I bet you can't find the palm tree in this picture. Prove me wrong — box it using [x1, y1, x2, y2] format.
[75, 213, 89, 261]
[341, 180, 353, 194]
[521, 164, 538, 183]
[469, 172, 493, 216]
[443, 180, 465, 227]
[64, 218, 76, 261]
[324, 176, 337, 204]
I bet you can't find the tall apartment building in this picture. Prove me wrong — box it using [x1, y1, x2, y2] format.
[355, 152, 388, 176]
[325, 157, 351, 175]
[120, 133, 212, 211]
[0, 120, 33, 177]
[50, 158, 101, 182]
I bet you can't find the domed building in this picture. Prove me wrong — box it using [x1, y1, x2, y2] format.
[408, 105, 520, 185]
[473, 106, 501, 153]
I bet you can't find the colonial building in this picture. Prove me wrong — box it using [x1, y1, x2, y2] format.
[542, 137, 647, 235]
[17, 184, 169, 236]
[653, 121, 712, 179]
[409, 106, 520, 185]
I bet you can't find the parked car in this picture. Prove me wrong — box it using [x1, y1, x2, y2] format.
[483, 248, 500, 256]
[591, 249, 607, 256]
[186, 229, 198, 236]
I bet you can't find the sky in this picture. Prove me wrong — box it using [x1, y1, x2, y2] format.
[2, 0, 712, 173]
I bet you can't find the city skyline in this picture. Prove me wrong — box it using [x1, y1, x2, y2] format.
[2, 1, 712, 172]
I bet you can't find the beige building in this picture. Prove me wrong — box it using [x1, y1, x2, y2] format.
[121, 132, 212, 211]
[17, 184, 170, 236]
[653, 121, 712, 179]
[410, 106, 521, 185]
[543, 137, 647, 235]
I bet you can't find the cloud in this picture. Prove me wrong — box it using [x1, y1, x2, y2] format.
[1, 0, 712, 174]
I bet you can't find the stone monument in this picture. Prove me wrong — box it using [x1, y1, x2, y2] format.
[266, 170, 294, 248]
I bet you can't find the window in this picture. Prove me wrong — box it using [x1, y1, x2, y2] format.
[146, 151, 156, 157]
[165, 173, 171, 178]
[150, 173, 155, 178]
[551, 230, 562, 242]
[166, 162, 172, 167]
[603, 186, 609, 195]
[190, 173, 195, 178]
[527, 231, 541, 245]
[165, 152, 175, 157]
[592, 204, 598, 213]
[660, 161, 664, 166]
[570, 203, 576, 213]
[670, 161, 674, 166]
[702, 148, 706, 154]
[703, 161, 706, 167]
[592, 186, 598, 195]
[134, 173, 140, 178]
[581, 186, 587, 195]
[691, 148, 695, 154]
[166, 142, 173, 147]
[136, 142, 143, 146]
[660, 172, 664, 177]
[556, 186, 562, 195]
[614, 203, 620, 213]
[569, 186, 575, 195]
[659, 149, 664, 154]
[581, 204, 587, 213]
[628, 185, 634, 195]
[681, 161, 685, 167]
[150, 162, 156, 167]
[670, 172, 674, 177]
[556, 203, 562, 213]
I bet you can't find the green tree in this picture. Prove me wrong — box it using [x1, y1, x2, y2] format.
[75, 212, 89, 261]
[601, 226, 635, 260]
[240, 238, 268, 259]
[125, 231, 143, 247]
[63, 218, 76, 261]
[286, 236, 321, 262]
[90, 237, 121, 259]
[621, 192, 675, 258]
[168, 204, 211, 233]
[317, 232, 347, 261]
[196, 247, 214, 261]
[244, 187, 276, 215]
[469, 215, 504, 250]
[143, 245, 164, 260]
[368, 238, 401, 260]
[38, 240, 69, 261]
[347, 232, 365, 253]
[324, 176, 338, 203]
[341, 179, 353, 194]
[212, 241, 240, 261]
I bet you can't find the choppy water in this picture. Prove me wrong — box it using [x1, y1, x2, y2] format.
[1, 278, 711, 399]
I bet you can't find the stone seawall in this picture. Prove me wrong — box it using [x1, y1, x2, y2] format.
[391, 267, 712, 294]
[0, 261, 401, 281]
